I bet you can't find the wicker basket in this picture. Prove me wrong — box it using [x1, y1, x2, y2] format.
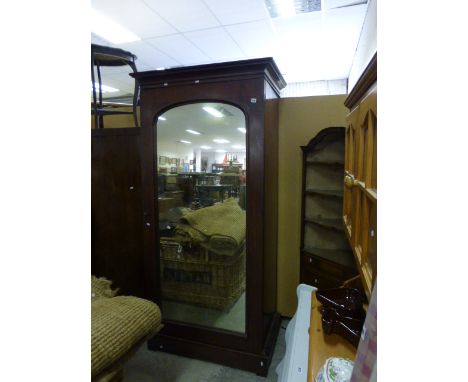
[160, 238, 245, 310]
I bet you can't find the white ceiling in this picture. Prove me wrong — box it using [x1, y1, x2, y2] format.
[91, 0, 368, 100]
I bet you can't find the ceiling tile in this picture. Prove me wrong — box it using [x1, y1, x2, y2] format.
[324, 0, 367, 11]
[203, 0, 269, 25]
[135, 61, 153, 72]
[143, 0, 220, 32]
[184, 28, 246, 62]
[92, 0, 177, 38]
[225, 20, 276, 59]
[95, 75, 133, 95]
[96, 66, 131, 76]
[272, 6, 367, 82]
[91, 32, 116, 47]
[147, 34, 211, 65]
[117, 40, 181, 68]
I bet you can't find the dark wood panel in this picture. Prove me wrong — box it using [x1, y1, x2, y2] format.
[301, 255, 354, 290]
[149, 313, 281, 377]
[91, 129, 144, 296]
[263, 80, 280, 341]
[344, 53, 377, 109]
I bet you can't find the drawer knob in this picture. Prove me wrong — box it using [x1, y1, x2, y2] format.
[344, 175, 359, 188]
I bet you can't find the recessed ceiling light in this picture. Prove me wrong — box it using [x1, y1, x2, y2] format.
[238, 127, 247, 134]
[232, 145, 246, 150]
[158, 116, 167, 121]
[265, 0, 296, 18]
[91, 9, 141, 44]
[186, 129, 201, 135]
[178, 140, 191, 144]
[216, 149, 227, 153]
[213, 138, 230, 144]
[91, 83, 119, 93]
[203, 106, 223, 118]
[200, 146, 212, 150]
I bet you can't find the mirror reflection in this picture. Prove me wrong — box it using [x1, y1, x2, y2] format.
[156, 102, 246, 334]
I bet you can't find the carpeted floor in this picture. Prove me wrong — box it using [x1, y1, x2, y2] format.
[123, 319, 289, 382]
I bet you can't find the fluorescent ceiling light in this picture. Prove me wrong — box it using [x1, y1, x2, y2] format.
[213, 138, 230, 144]
[178, 140, 191, 144]
[238, 127, 247, 134]
[277, 0, 296, 17]
[158, 116, 166, 121]
[200, 145, 212, 150]
[203, 106, 223, 118]
[186, 129, 201, 135]
[91, 83, 119, 93]
[232, 145, 246, 150]
[265, 0, 296, 18]
[91, 8, 140, 44]
[216, 149, 227, 153]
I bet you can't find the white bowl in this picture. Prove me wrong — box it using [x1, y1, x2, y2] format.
[315, 357, 354, 382]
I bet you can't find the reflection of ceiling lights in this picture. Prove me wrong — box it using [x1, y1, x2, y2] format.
[232, 145, 246, 150]
[238, 127, 247, 134]
[92, 83, 119, 93]
[200, 145, 212, 149]
[186, 129, 200, 135]
[91, 8, 141, 44]
[213, 138, 229, 143]
[203, 106, 223, 118]
[158, 116, 166, 121]
[216, 149, 226, 153]
[178, 140, 191, 144]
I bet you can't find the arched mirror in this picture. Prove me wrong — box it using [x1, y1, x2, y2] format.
[155, 102, 247, 334]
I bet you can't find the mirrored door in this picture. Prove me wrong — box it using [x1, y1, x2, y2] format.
[155, 102, 247, 334]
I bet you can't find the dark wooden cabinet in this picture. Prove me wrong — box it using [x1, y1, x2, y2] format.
[300, 127, 358, 289]
[128, 58, 286, 376]
[91, 128, 145, 297]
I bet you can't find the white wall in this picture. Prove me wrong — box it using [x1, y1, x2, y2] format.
[280, 79, 348, 98]
[348, 0, 377, 91]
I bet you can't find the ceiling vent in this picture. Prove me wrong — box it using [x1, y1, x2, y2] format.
[295, 0, 322, 14]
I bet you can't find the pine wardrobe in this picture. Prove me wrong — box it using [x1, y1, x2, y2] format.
[122, 58, 285, 375]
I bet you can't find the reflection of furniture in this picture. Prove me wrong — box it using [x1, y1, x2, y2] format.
[196, 184, 233, 203]
[160, 240, 246, 310]
[220, 173, 241, 196]
[91, 276, 162, 382]
[91, 44, 139, 129]
[133, 57, 286, 376]
[300, 128, 358, 290]
[212, 163, 243, 173]
[343, 53, 377, 299]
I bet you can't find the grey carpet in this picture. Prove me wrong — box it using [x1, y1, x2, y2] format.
[123, 319, 289, 382]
